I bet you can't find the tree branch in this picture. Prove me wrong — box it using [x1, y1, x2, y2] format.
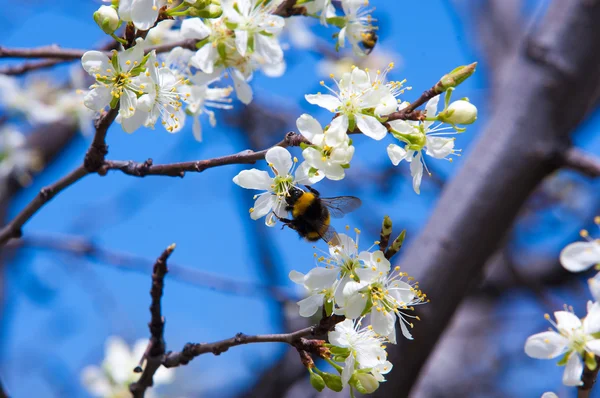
[375, 1, 600, 395]
[579, 357, 600, 398]
[561, 147, 600, 177]
[84, 108, 119, 172]
[129, 244, 176, 398]
[0, 45, 91, 59]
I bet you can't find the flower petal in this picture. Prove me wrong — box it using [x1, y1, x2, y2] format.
[296, 114, 323, 142]
[81, 51, 113, 75]
[251, 194, 273, 220]
[304, 267, 339, 290]
[560, 241, 600, 272]
[298, 294, 324, 317]
[563, 352, 584, 387]
[410, 152, 424, 194]
[180, 18, 211, 40]
[387, 144, 408, 166]
[265, 146, 293, 176]
[235, 29, 249, 57]
[233, 169, 272, 190]
[356, 114, 387, 140]
[425, 137, 454, 159]
[325, 114, 349, 146]
[305, 93, 341, 112]
[524, 331, 568, 359]
[83, 86, 112, 112]
[131, 0, 159, 31]
[231, 69, 253, 104]
[371, 307, 396, 337]
[555, 311, 582, 332]
[294, 161, 325, 185]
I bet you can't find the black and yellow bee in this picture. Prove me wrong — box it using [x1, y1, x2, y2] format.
[360, 30, 378, 54]
[277, 186, 361, 244]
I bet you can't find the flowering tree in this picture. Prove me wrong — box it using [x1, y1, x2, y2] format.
[1, 0, 600, 397]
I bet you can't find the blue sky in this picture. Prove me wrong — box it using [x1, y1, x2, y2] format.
[2, 1, 599, 397]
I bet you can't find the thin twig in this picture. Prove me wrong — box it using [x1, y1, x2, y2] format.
[0, 45, 91, 59]
[562, 147, 600, 177]
[579, 357, 600, 398]
[84, 108, 119, 172]
[0, 165, 89, 245]
[0, 59, 66, 75]
[129, 244, 176, 398]
[101, 132, 309, 177]
[0, 378, 8, 398]
[162, 315, 343, 368]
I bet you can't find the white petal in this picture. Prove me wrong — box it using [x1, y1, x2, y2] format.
[235, 30, 249, 57]
[118, 90, 138, 119]
[425, 137, 454, 159]
[321, 163, 345, 180]
[555, 311, 582, 332]
[371, 307, 395, 337]
[118, 0, 133, 21]
[302, 147, 327, 172]
[265, 146, 293, 175]
[585, 302, 600, 334]
[231, 69, 253, 104]
[325, 115, 349, 146]
[387, 144, 408, 166]
[586, 339, 600, 357]
[119, 108, 148, 133]
[563, 352, 584, 387]
[410, 153, 424, 194]
[180, 18, 211, 40]
[331, 233, 357, 258]
[190, 44, 216, 74]
[104, 337, 133, 384]
[153, 366, 175, 385]
[83, 86, 112, 112]
[304, 267, 339, 290]
[251, 194, 273, 220]
[288, 270, 306, 284]
[560, 241, 600, 272]
[81, 51, 113, 75]
[305, 93, 341, 112]
[296, 114, 323, 142]
[298, 294, 324, 317]
[233, 169, 272, 190]
[131, 0, 159, 31]
[541, 393, 558, 398]
[399, 319, 413, 340]
[589, 273, 600, 302]
[342, 354, 355, 387]
[356, 114, 387, 140]
[425, 95, 440, 119]
[524, 331, 568, 359]
[255, 34, 284, 63]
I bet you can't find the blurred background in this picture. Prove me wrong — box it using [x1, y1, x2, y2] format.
[1, 0, 600, 397]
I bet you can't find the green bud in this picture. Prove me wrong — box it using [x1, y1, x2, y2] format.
[385, 229, 406, 259]
[329, 346, 349, 356]
[436, 62, 477, 93]
[309, 371, 326, 392]
[379, 215, 393, 251]
[321, 372, 343, 392]
[195, 4, 223, 18]
[93, 5, 120, 35]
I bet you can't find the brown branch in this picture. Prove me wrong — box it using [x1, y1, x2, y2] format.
[101, 132, 310, 177]
[0, 378, 7, 398]
[129, 244, 176, 398]
[84, 108, 119, 172]
[561, 147, 600, 177]
[0, 45, 89, 59]
[0, 166, 89, 245]
[162, 315, 343, 367]
[579, 358, 600, 398]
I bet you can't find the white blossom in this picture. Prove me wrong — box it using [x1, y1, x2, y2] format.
[118, 0, 166, 31]
[338, 0, 376, 56]
[440, 99, 477, 125]
[387, 96, 462, 194]
[297, 113, 354, 180]
[0, 125, 41, 185]
[305, 64, 403, 142]
[222, 0, 285, 62]
[233, 146, 323, 226]
[81, 39, 148, 118]
[525, 306, 600, 387]
[328, 319, 392, 390]
[81, 336, 174, 398]
[94, 5, 120, 35]
[304, 0, 336, 26]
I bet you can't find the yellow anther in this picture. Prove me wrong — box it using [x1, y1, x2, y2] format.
[581, 229, 590, 238]
[249, 208, 254, 213]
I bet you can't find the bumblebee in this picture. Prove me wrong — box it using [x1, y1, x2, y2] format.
[360, 30, 378, 54]
[277, 186, 361, 244]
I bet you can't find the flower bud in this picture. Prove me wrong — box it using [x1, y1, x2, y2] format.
[436, 62, 477, 92]
[321, 372, 343, 392]
[93, 5, 120, 35]
[309, 372, 326, 392]
[440, 100, 477, 125]
[353, 373, 380, 394]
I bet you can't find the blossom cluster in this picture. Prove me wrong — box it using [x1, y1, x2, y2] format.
[81, 336, 174, 398]
[290, 229, 426, 394]
[525, 217, 600, 387]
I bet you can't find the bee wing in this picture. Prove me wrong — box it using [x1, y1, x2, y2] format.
[322, 196, 362, 218]
[319, 224, 341, 246]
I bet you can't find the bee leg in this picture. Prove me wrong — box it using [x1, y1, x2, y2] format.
[304, 185, 320, 195]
